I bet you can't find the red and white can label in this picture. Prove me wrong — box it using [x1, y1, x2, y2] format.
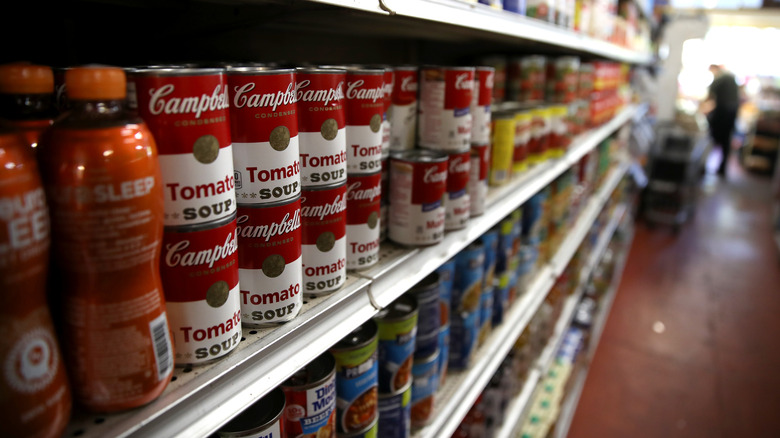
[469, 144, 490, 217]
[345, 71, 384, 174]
[227, 70, 301, 205]
[296, 71, 347, 187]
[301, 185, 347, 294]
[236, 201, 303, 326]
[444, 150, 471, 231]
[134, 71, 236, 227]
[388, 157, 447, 246]
[161, 217, 241, 365]
[389, 67, 418, 152]
[346, 173, 381, 270]
[418, 67, 474, 152]
[470, 67, 494, 145]
[381, 69, 394, 159]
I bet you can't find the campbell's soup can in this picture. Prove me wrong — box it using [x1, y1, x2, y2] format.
[418, 66, 474, 152]
[301, 184, 347, 295]
[370, 66, 394, 160]
[378, 383, 412, 438]
[410, 351, 440, 427]
[296, 68, 347, 187]
[282, 352, 337, 438]
[237, 199, 303, 326]
[161, 215, 242, 365]
[226, 67, 301, 205]
[408, 272, 441, 359]
[520, 56, 546, 102]
[218, 387, 286, 437]
[388, 66, 418, 152]
[388, 150, 447, 247]
[379, 158, 389, 242]
[330, 320, 379, 435]
[346, 172, 381, 270]
[374, 294, 418, 394]
[132, 68, 236, 227]
[443, 149, 471, 231]
[513, 110, 532, 174]
[480, 56, 506, 103]
[0, 130, 71, 438]
[489, 112, 514, 186]
[344, 68, 384, 175]
[468, 143, 489, 217]
[470, 66, 494, 145]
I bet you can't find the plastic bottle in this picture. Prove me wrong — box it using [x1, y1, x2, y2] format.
[0, 63, 57, 150]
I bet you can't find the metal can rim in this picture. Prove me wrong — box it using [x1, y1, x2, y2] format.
[130, 67, 225, 76]
[226, 67, 295, 75]
[217, 387, 285, 436]
[331, 319, 378, 352]
[389, 149, 448, 163]
[237, 195, 301, 210]
[164, 212, 237, 234]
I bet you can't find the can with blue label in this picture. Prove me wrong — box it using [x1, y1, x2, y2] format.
[331, 320, 379, 435]
[438, 324, 450, 385]
[411, 350, 440, 427]
[453, 242, 485, 315]
[492, 272, 511, 326]
[479, 229, 500, 291]
[478, 286, 494, 345]
[436, 258, 455, 327]
[449, 308, 479, 370]
[378, 383, 412, 438]
[375, 295, 418, 394]
[408, 272, 441, 359]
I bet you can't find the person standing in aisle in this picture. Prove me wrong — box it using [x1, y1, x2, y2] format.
[704, 64, 740, 177]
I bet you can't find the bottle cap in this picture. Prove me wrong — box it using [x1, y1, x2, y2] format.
[66, 66, 126, 100]
[0, 63, 54, 94]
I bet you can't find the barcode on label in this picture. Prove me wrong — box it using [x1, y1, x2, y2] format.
[149, 313, 173, 381]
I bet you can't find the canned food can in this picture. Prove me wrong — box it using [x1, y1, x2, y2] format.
[513, 110, 532, 174]
[379, 158, 389, 242]
[470, 66, 494, 145]
[489, 112, 514, 186]
[552, 56, 580, 103]
[480, 56, 506, 103]
[548, 105, 569, 158]
[479, 229, 500, 291]
[282, 352, 337, 438]
[217, 387, 286, 437]
[375, 295, 418, 394]
[346, 172, 381, 270]
[528, 107, 550, 164]
[438, 324, 450, 385]
[478, 286, 494, 345]
[389, 66, 418, 152]
[161, 215, 242, 365]
[435, 259, 455, 327]
[520, 56, 546, 102]
[453, 242, 485, 315]
[492, 273, 511, 326]
[444, 149, 471, 231]
[418, 66, 475, 152]
[345, 69, 384, 174]
[381, 68, 394, 159]
[388, 150, 447, 246]
[331, 320, 379, 435]
[132, 68, 236, 227]
[408, 272, 442, 358]
[411, 351, 440, 427]
[468, 143, 490, 217]
[449, 309, 479, 370]
[301, 184, 347, 295]
[378, 383, 412, 438]
[296, 68, 347, 187]
[237, 199, 303, 326]
[226, 67, 301, 205]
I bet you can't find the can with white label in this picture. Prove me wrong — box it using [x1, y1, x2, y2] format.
[388, 150, 447, 247]
[132, 68, 236, 227]
[301, 184, 347, 295]
[345, 68, 385, 175]
[389, 66, 418, 152]
[161, 215, 242, 365]
[418, 66, 475, 152]
[236, 198, 303, 327]
[443, 149, 471, 231]
[346, 172, 382, 270]
[296, 68, 347, 187]
[227, 67, 300, 205]
[470, 66, 495, 145]
[468, 143, 490, 217]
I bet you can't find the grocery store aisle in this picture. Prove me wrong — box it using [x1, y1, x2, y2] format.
[568, 161, 780, 438]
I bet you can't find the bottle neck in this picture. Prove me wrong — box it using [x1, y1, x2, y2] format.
[59, 98, 136, 129]
[0, 93, 57, 121]
[70, 99, 125, 115]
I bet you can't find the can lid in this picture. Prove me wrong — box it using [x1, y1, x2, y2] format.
[282, 352, 335, 388]
[0, 63, 54, 94]
[390, 149, 447, 163]
[375, 294, 418, 321]
[332, 319, 378, 350]
[66, 66, 126, 100]
[217, 387, 285, 436]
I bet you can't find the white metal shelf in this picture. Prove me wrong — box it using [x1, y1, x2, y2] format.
[495, 202, 629, 438]
[414, 163, 629, 438]
[61, 106, 641, 438]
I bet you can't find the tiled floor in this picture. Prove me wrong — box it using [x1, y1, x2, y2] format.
[567, 159, 780, 438]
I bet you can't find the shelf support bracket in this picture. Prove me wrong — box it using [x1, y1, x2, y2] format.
[378, 0, 396, 15]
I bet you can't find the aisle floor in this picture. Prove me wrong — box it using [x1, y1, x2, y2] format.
[568, 161, 780, 438]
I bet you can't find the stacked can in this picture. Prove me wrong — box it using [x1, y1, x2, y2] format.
[282, 353, 337, 438]
[389, 66, 418, 152]
[375, 295, 418, 438]
[435, 258, 455, 385]
[226, 67, 303, 328]
[133, 67, 242, 365]
[344, 67, 384, 271]
[450, 242, 485, 371]
[331, 320, 379, 437]
[489, 111, 515, 187]
[468, 66, 494, 220]
[407, 273, 442, 428]
[297, 68, 348, 295]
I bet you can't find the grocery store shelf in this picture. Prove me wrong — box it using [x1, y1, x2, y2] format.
[62, 105, 641, 438]
[414, 164, 629, 438]
[495, 203, 629, 438]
